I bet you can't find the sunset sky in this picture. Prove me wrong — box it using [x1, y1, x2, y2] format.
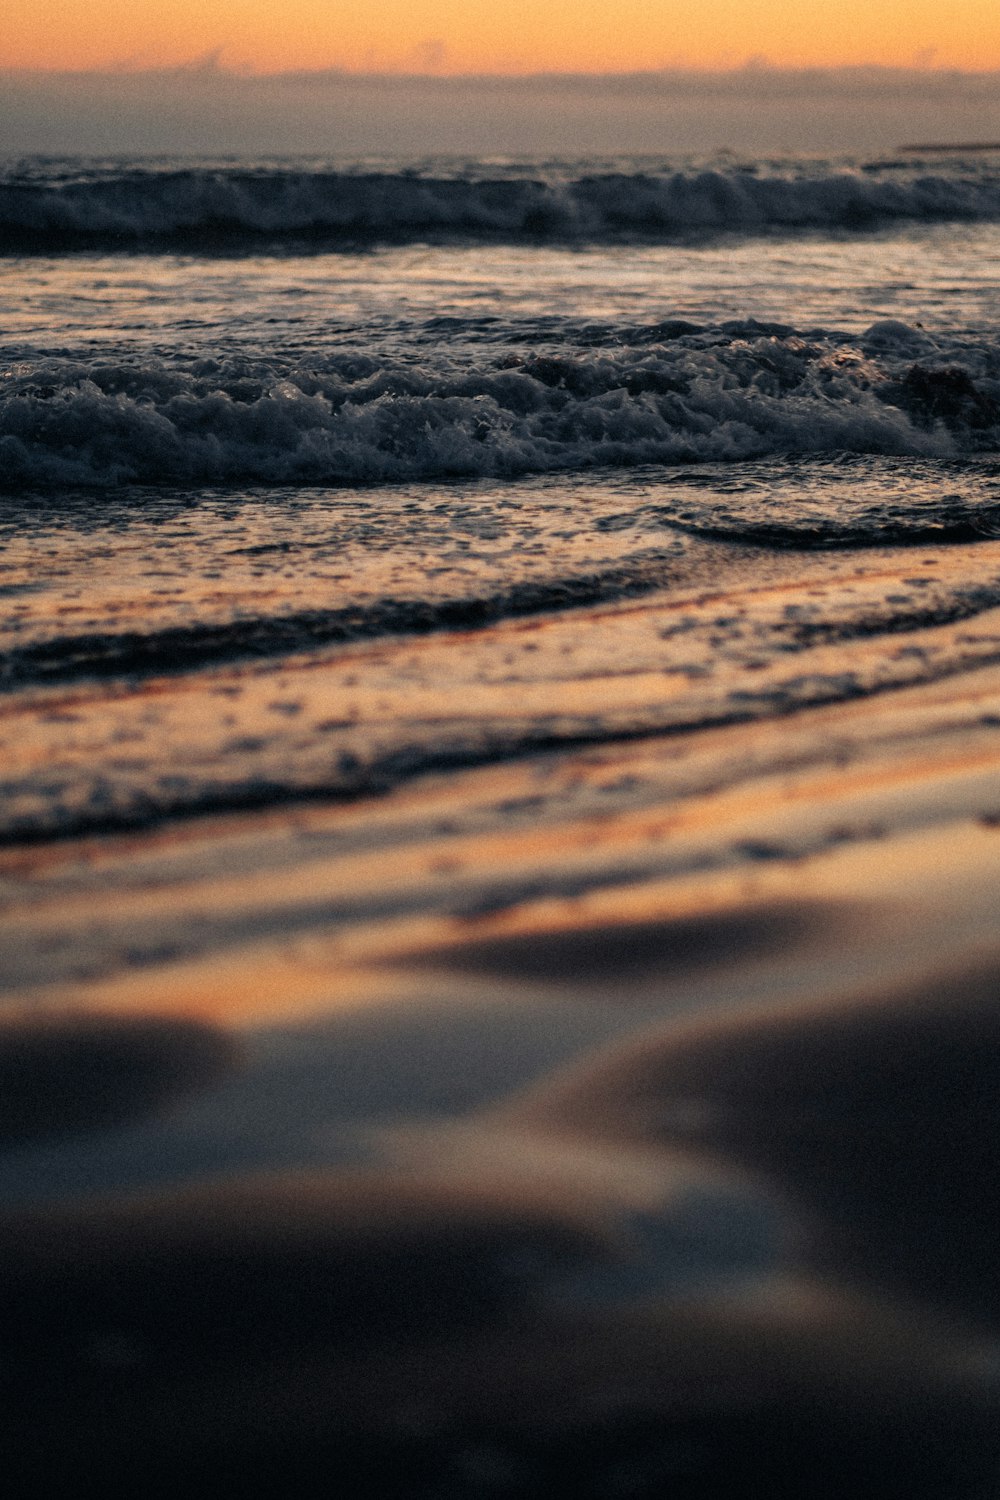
[4, 0, 999, 75]
[5, 2, 1000, 156]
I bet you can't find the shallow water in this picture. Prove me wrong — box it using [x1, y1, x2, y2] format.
[2, 152, 1000, 1496]
[4, 219, 1000, 346]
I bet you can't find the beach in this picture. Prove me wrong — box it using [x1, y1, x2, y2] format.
[2, 153, 1000, 1493]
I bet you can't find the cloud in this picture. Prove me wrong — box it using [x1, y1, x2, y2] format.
[411, 38, 448, 72]
[3, 64, 1000, 155]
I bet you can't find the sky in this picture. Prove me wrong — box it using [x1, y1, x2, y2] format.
[3, 3, 1000, 156]
[3, 0, 1000, 74]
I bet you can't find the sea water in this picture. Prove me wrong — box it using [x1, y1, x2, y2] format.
[3, 153, 1000, 831]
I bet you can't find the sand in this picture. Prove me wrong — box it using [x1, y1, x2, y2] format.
[1, 531, 1000, 1495]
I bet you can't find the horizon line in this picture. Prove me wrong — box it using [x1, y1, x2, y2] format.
[6, 58, 1000, 83]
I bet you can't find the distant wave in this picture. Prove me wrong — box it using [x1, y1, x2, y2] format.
[4, 320, 1000, 492]
[5, 164, 1000, 250]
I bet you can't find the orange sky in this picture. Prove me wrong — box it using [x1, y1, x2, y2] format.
[3, 0, 1000, 74]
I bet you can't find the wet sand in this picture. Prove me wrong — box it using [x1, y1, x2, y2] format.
[2, 527, 1000, 1495]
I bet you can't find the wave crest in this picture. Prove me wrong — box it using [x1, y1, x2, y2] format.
[5, 164, 1000, 250]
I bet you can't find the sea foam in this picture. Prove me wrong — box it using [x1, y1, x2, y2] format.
[3, 321, 999, 492]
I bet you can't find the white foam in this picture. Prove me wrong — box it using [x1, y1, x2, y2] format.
[3, 322, 995, 492]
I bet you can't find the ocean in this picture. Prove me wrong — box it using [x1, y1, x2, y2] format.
[2, 152, 1000, 1494]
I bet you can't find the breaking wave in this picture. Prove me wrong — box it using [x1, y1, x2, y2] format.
[4, 320, 1000, 493]
[5, 162, 1000, 251]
